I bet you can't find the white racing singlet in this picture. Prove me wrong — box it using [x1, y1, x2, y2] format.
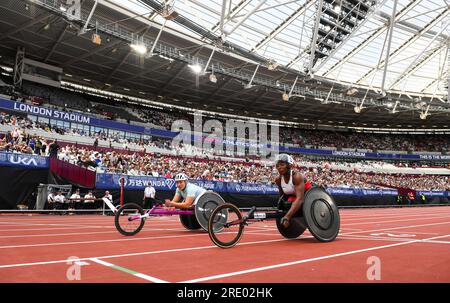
[281, 170, 295, 195]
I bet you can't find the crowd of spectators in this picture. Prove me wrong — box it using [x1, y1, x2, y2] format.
[52, 144, 448, 190]
[279, 128, 449, 152]
[1, 118, 449, 190]
[5, 81, 449, 154]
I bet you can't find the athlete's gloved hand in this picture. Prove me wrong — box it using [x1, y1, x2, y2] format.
[281, 217, 290, 228]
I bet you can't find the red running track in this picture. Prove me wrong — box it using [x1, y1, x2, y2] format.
[0, 206, 449, 283]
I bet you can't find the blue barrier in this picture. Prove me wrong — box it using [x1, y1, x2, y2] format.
[0, 152, 49, 168]
[95, 173, 278, 195]
[326, 188, 399, 196]
[95, 173, 449, 197]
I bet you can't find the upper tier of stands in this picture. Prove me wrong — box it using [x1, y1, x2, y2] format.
[0, 79, 449, 155]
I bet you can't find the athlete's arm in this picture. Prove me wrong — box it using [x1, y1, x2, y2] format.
[275, 176, 283, 195]
[169, 196, 195, 209]
[165, 194, 182, 207]
[282, 173, 305, 227]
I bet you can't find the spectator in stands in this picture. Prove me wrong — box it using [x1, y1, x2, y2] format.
[54, 191, 66, 214]
[83, 191, 96, 209]
[102, 190, 115, 215]
[143, 184, 156, 209]
[420, 193, 426, 205]
[40, 138, 47, 156]
[48, 140, 59, 158]
[46, 190, 57, 211]
[408, 192, 415, 205]
[103, 190, 113, 203]
[69, 189, 82, 210]
[4, 131, 13, 145]
[93, 137, 98, 150]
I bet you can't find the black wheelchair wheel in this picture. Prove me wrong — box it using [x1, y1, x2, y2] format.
[115, 203, 146, 236]
[208, 203, 244, 249]
[276, 216, 307, 239]
[179, 214, 202, 230]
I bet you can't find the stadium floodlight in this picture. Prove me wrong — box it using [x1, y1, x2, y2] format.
[354, 106, 362, 113]
[189, 64, 202, 74]
[282, 93, 289, 102]
[346, 87, 358, 96]
[209, 73, 217, 83]
[161, 2, 179, 20]
[420, 113, 427, 120]
[130, 43, 147, 55]
[267, 60, 279, 71]
[390, 100, 399, 113]
[91, 33, 101, 45]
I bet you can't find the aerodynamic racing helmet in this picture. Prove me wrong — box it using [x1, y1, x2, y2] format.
[275, 154, 295, 166]
[174, 173, 189, 181]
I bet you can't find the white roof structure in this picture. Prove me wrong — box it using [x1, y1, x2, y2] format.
[115, 0, 449, 98]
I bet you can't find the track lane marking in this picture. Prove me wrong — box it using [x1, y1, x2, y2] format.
[180, 234, 450, 283]
[1, 220, 450, 269]
[90, 258, 168, 283]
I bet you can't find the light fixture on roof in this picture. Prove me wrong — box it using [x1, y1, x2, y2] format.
[223, 24, 233, 35]
[161, 1, 179, 20]
[189, 64, 202, 74]
[415, 101, 427, 110]
[419, 103, 430, 120]
[282, 93, 289, 102]
[346, 87, 358, 96]
[334, 5, 341, 13]
[60, 5, 67, 12]
[130, 43, 147, 55]
[354, 106, 362, 113]
[208, 64, 217, 83]
[389, 100, 399, 113]
[43, 23, 50, 31]
[91, 33, 101, 45]
[209, 73, 217, 83]
[267, 59, 279, 71]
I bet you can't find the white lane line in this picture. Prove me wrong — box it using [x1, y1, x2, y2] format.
[340, 221, 450, 236]
[340, 214, 450, 226]
[0, 227, 190, 239]
[0, 232, 208, 249]
[0, 227, 275, 249]
[1, 216, 450, 249]
[0, 238, 289, 269]
[1, 220, 450, 270]
[180, 234, 450, 283]
[90, 258, 169, 283]
[341, 212, 450, 222]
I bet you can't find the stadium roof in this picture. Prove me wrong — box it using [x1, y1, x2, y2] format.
[131, 0, 449, 96]
[0, 0, 448, 129]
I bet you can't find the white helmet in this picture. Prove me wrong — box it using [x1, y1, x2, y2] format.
[274, 154, 294, 165]
[174, 173, 189, 181]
